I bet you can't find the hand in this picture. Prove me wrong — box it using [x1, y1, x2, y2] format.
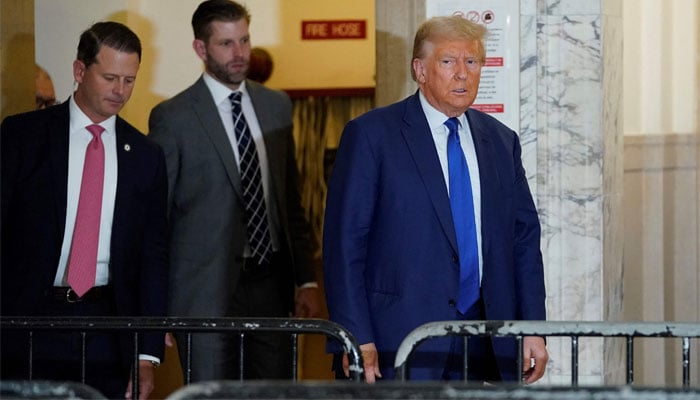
[521, 336, 548, 384]
[125, 360, 156, 400]
[343, 342, 382, 383]
[294, 287, 321, 318]
[165, 332, 175, 348]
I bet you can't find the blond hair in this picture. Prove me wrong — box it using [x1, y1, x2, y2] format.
[411, 16, 487, 81]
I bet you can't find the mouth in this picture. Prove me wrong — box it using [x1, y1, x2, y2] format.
[106, 98, 124, 107]
[229, 60, 248, 70]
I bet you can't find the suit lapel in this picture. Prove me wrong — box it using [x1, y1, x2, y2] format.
[400, 94, 459, 255]
[113, 118, 130, 251]
[248, 81, 285, 215]
[466, 109, 501, 260]
[49, 103, 71, 235]
[191, 78, 242, 197]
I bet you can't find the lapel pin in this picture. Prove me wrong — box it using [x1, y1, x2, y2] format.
[124, 143, 131, 152]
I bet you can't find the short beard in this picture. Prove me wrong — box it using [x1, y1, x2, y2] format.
[206, 56, 247, 86]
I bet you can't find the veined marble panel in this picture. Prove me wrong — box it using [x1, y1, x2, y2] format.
[520, 14, 538, 198]
[601, 12, 624, 384]
[532, 9, 611, 385]
[521, 0, 537, 15]
[537, 14, 603, 195]
[537, 0, 601, 15]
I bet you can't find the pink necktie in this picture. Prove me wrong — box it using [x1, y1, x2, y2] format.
[67, 124, 105, 297]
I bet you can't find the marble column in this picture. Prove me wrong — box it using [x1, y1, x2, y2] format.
[375, 0, 624, 384]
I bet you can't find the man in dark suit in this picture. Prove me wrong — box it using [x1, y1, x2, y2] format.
[323, 16, 548, 383]
[1, 22, 168, 399]
[148, 0, 319, 381]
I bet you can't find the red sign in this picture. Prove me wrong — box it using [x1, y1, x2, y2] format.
[484, 57, 504, 67]
[302, 20, 366, 40]
[471, 104, 505, 113]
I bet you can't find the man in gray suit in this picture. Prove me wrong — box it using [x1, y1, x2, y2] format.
[148, 0, 320, 381]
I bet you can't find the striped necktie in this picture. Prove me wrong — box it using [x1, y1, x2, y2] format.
[230, 92, 272, 265]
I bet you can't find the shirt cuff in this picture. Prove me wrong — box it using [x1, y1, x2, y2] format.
[139, 354, 161, 365]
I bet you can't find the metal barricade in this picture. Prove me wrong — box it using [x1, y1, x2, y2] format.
[1, 317, 364, 398]
[164, 381, 700, 400]
[0, 380, 107, 399]
[394, 321, 700, 387]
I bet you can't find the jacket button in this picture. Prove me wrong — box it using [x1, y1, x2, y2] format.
[452, 254, 459, 263]
[448, 299, 456, 307]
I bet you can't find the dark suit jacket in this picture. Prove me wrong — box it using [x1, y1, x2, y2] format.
[149, 77, 315, 317]
[1, 101, 169, 362]
[323, 92, 546, 381]
[148, 78, 315, 379]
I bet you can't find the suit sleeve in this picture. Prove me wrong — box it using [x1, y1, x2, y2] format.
[284, 131, 317, 286]
[510, 133, 546, 321]
[323, 119, 378, 346]
[0, 117, 18, 242]
[138, 143, 170, 359]
[1, 117, 20, 306]
[148, 103, 180, 213]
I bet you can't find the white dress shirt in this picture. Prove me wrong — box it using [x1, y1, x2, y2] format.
[419, 92, 483, 282]
[54, 96, 117, 287]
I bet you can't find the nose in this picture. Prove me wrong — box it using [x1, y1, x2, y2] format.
[231, 43, 245, 58]
[454, 63, 468, 80]
[112, 80, 125, 96]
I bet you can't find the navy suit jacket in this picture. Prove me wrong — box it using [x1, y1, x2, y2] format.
[1, 101, 169, 362]
[323, 92, 545, 380]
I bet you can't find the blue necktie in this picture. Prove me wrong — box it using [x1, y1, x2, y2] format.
[445, 117, 480, 314]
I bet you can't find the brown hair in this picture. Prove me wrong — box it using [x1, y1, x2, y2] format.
[77, 21, 141, 68]
[192, 0, 251, 42]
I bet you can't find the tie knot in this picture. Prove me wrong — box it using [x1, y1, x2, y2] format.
[86, 124, 104, 139]
[444, 117, 460, 135]
[229, 91, 242, 106]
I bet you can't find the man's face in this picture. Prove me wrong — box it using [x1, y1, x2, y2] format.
[412, 38, 483, 117]
[72, 46, 140, 123]
[194, 19, 251, 90]
[35, 68, 56, 109]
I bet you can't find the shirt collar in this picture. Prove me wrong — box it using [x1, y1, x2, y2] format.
[418, 91, 467, 132]
[202, 72, 249, 105]
[68, 95, 116, 134]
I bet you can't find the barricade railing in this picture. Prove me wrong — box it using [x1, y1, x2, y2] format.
[0, 380, 107, 399]
[394, 320, 700, 387]
[0, 317, 364, 398]
[164, 381, 700, 400]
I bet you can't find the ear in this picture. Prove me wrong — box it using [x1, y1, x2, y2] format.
[192, 39, 207, 62]
[412, 58, 426, 83]
[73, 60, 86, 84]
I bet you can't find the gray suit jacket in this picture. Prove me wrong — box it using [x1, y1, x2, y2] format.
[148, 77, 315, 318]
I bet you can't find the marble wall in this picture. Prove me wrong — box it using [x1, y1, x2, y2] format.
[376, 0, 624, 384]
[529, 0, 624, 385]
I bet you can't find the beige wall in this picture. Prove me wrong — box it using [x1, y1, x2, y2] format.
[623, 134, 699, 384]
[623, 0, 698, 136]
[1, 0, 36, 119]
[621, 0, 699, 385]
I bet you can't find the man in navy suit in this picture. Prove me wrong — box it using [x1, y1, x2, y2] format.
[1, 22, 168, 399]
[323, 16, 548, 383]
